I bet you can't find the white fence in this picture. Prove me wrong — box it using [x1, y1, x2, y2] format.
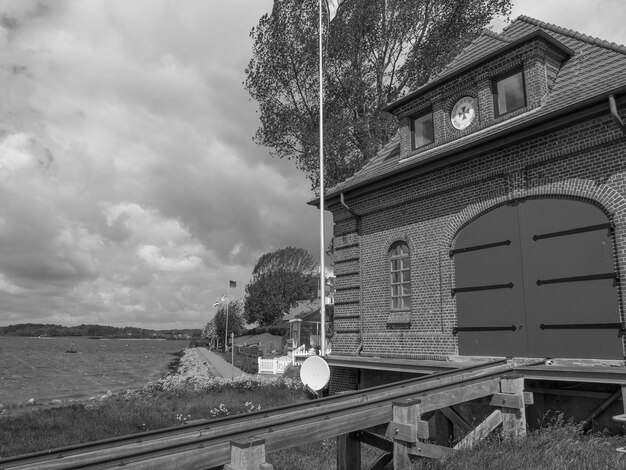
[257, 356, 292, 375]
[257, 344, 318, 374]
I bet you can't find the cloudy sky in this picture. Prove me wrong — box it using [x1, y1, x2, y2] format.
[0, 1, 624, 330]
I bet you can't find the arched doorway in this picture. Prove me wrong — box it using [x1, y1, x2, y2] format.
[452, 198, 623, 359]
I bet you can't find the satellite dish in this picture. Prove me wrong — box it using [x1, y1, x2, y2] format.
[300, 356, 330, 391]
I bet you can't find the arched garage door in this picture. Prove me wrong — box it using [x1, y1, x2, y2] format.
[452, 198, 623, 359]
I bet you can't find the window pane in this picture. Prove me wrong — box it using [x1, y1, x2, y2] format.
[391, 272, 401, 284]
[391, 259, 400, 271]
[402, 285, 411, 296]
[496, 72, 524, 115]
[392, 298, 400, 309]
[401, 258, 410, 270]
[392, 285, 401, 296]
[403, 271, 411, 282]
[413, 112, 434, 148]
[401, 296, 410, 309]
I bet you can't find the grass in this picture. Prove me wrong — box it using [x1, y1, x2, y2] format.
[414, 416, 625, 470]
[0, 375, 307, 458]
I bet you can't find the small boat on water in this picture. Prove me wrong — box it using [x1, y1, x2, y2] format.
[65, 343, 77, 353]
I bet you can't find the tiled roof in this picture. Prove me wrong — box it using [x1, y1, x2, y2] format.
[323, 16, 626, 200]
[434, 29, 511, 80]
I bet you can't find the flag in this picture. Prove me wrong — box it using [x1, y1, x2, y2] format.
[213, 301, 220, 308]
[229, 280, 236, 288]
[326, 0, 345, 22]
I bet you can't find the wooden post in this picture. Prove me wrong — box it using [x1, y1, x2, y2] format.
[499, 377, 526, 439]
[224, 437, 273, 470]
[336, 432, 361, 470]
[389, 399, 421, 469]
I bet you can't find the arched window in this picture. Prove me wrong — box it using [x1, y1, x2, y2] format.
[390, 242, 411, 310]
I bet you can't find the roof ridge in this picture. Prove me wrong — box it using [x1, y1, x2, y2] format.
[512, 15, 626, 55]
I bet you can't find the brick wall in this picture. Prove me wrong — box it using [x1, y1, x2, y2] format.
[330, 108, 626, 363]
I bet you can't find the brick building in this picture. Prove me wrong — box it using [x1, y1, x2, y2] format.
[312, 16, 626, 395]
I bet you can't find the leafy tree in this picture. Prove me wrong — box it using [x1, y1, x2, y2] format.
[245, 0, 512, 190]
[212, 300, 245, 345]
[244, 247, 319, 326]
[201, 318, 216, 339]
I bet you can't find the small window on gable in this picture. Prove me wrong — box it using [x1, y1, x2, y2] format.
[411, 111, 434, 149]
[390, 242, 411, 310]
[494, 70, 526, 116]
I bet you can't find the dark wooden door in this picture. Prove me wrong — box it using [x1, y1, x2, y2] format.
[452, 199, 623, 359]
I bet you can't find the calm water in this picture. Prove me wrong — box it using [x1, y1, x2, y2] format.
[0, 336, 189, 405]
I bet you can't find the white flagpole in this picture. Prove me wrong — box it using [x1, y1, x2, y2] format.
[319, 0, 326, 356]
[224, 282, 230, 352]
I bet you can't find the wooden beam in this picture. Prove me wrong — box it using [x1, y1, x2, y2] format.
[583, 388, 621, 427]
[406, 441, 455, 459]
[440, 406, 472, 435]
[500, 378, 526, 439]
[354, 431, 394, 453]
[453, 410, 502, 450]
[490, 392, 524, 409]
[526, 387, 613, 399]
[337, 432, 361, 470]
[405, 378, 501, 413]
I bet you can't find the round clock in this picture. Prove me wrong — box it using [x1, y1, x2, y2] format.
[451, 96, 476, 130]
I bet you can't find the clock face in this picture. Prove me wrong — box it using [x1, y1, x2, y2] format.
[451, 96, 476, 130]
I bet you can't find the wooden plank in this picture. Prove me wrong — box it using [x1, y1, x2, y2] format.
[490, 392, 524, 409]
[336, 432, 360, 470]
[453, 410, 502, 450]
[385, 421, 417, 443]
[406, 441, 455, 459]
[440, 406, 472, 434]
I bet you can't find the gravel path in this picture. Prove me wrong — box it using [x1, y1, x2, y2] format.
[177, 347, 244, 379]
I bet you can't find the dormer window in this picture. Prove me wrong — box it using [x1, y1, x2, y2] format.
[411, 110, 434, 149]
[494, 70, 526, 116]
